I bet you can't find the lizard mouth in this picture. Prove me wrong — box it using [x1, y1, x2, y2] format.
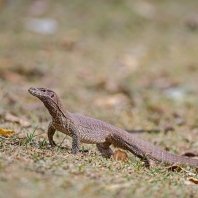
[28, 87, 41, 97]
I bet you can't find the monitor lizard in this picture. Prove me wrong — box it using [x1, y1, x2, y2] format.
[28, 87, 198, 167]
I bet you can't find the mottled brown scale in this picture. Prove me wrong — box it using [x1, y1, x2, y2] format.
[28, 87, 198, 167]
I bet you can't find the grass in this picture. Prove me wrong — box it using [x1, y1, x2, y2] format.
[1, 0, 198, 197]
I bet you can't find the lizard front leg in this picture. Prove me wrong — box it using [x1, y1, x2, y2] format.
[71, 133, 80, 154]
[48, 121, 56, 147]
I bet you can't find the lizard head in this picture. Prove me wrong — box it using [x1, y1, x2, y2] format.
[28, 87, 66, 117]
[28, 87, 59, 103]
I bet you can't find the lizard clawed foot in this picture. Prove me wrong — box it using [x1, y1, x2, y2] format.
[79, 149, 89, 153]
[141, 155, 151, 168]
[70, 148, 89, 154]
[49, 141, 57, 147]
[71, 148, 79, 155]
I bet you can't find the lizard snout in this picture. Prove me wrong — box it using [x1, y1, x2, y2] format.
[28, 87, 39, 96]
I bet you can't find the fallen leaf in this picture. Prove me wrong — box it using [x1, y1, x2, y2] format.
[188, 177, 198, 185]
[113, 149, 128, 162]
[121, 54, 139, 72]
[0, 128, 15, 138]
[5, 113, 30, 127]
[59, 29, 81, 51]
[0, 0, 6, 10]
[184, 13, 198, 31]
[180, 150, 198, 157]
[167, 165, 196, 176]
[92, 78, 132, 98]
[164, 125, 175, 133]
[1, 71, 24, 83]
[0, 57, 13, 69]
[164, 146, 170, 152]
[94, 94, 128, 107]
[167, 165, 183, 172]
[10, 64, 44, 80]
[149, 78, 178, 90]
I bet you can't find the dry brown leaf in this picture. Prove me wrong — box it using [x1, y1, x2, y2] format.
[167, 165, 183, 172]
[122, 54, 139, 70]
[0, 128, 15, 138]
[94, 94, 128, 107]
[5, 113, 30, 127]
[13, 65, 44, 78]
[164, 146, 170, 152]
[164, 125, 175, 133]
[167, 165, 196, 177]
[59, 29, 81, 51]
[188, 177, 198, 185]
[113, 149, 128, 162]
[180, 150, 198, 157]
[0, 57, 12, 68]
[3, 71, 24, 83]
[184, 13, 198, 31]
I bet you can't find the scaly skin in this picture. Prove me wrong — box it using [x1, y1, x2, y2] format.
[28, 87, 198, 167]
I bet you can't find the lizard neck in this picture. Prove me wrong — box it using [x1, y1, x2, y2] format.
[43, 99, 71, 120]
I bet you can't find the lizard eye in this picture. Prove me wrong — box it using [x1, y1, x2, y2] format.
[42, 90, 46, 92]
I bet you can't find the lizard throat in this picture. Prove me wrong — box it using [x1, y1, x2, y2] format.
[42, 99, 70, 120]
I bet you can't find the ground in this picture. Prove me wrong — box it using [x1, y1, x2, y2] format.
[1, 0, 198, 197]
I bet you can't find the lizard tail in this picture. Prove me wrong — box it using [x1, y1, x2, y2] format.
[111, 132, 198, 167]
